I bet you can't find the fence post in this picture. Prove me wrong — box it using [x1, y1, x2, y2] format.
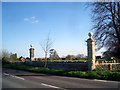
[86, 32, 96, 71]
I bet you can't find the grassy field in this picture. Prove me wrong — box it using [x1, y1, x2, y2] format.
[2, 63, 120, 81]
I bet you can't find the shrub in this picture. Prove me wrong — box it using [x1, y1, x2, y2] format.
[109, 72, 120, 81]
[86, 71, 101, 79]
[67, 71, 86, 78]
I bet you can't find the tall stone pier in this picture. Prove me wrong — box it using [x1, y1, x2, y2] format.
[29, 45, 34, 62]
[86, 32, 96, 71]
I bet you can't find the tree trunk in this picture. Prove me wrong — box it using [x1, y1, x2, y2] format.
[44, 53, 47, 68]
[44, 58, 47, 68]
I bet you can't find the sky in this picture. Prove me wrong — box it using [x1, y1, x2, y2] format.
[2, 2, 104, 58]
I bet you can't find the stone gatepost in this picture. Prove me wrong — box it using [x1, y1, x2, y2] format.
[29, 45, 35, 62]
[86, 32, 96, 71]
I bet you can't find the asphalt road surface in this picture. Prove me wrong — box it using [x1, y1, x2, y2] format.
[2, 68, 120, 90]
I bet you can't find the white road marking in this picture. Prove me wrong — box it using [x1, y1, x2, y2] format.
[93, 79, 108, 82]
[41, 83, 60, 88]
[41, 83, 67, 90]
[93, 79, 119, 83]
[3, 73, 25, 80]
[3, 73, 10, 76]
[10, 75, 25, 80]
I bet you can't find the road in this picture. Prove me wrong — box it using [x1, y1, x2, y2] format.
[2, 68, 120, 89]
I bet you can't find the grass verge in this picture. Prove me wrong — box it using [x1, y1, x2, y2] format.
[2, 64, 120, 81]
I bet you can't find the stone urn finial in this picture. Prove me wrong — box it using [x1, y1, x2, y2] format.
[30, 44, 33, 48]
[88, 32, 93, 38]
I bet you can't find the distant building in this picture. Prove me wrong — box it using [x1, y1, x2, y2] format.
[101, 56, 114, 60]
[19, 56, 25, 62]
[96, 56, 101, 59]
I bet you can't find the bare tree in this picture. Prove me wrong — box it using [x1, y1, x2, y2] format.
[89, 2, 120, 58]
[2, 50, 11, 63]
[40, 33, 53, 67]
[2, 50, 10, 59]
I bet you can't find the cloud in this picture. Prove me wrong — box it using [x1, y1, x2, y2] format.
[24, 16, 39, 24]
[35, 20, 39, 23]
[31, 22, 35, 24]
[31, 17, 36, 19]
[24, 18, 29, 21]
[31, 20, 39, 24]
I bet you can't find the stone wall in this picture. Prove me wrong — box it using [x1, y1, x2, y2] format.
[10, 61, 120, 71]
[24, 61, 120, 71]
[96, 64, 120, 70]
[25, 61, 88, 71]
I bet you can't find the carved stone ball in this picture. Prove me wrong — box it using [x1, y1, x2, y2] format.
[30, 44, 33, 48]
[88, 32, 93, 38]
